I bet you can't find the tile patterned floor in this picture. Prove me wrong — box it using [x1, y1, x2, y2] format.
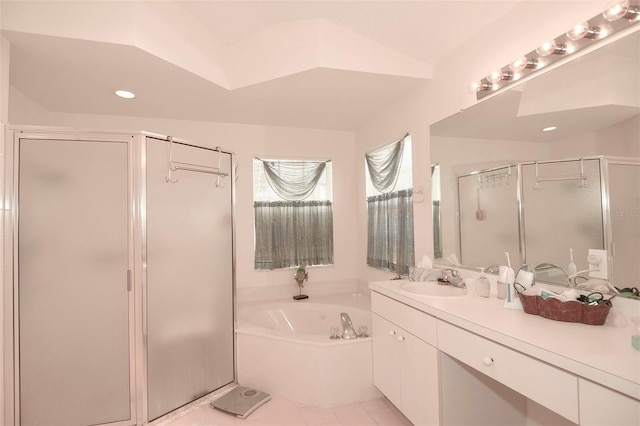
[167, 394, 412, 426]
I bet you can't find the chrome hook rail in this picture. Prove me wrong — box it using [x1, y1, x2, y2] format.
[165, 137, 229, 185]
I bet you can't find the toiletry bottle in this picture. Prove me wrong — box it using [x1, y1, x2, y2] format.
[502, 252, 515, 302]
[567, 248, 577, 277]
[497, 266, 508, 299]
[476, 268, 490, 298]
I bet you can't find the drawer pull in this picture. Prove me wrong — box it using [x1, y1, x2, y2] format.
[482, 356, 494, 366]
[388, 330, 396, 336]
[397, 335, 405, 342]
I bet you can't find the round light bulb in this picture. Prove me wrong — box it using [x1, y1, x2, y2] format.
[603, 0, 630, 21]
[510, 57, 528, 72]
[487, 70, 503, 84]
[509, 56, 538, 72]
[567, 22, 590, 40]
[536, 40, 558, 56]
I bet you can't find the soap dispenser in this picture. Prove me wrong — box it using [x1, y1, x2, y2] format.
[476, 268, 490, 298]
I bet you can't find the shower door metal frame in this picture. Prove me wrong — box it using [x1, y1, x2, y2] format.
[4, 128, 138, 426]
[136, 134, 237, 425]
[517, 156, 607, 275]
[599, 156, 640, 285]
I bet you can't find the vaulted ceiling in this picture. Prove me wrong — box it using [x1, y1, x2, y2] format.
[2, 1, 522, 130]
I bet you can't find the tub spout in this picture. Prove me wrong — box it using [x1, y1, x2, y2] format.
[340, 312, 358, 340]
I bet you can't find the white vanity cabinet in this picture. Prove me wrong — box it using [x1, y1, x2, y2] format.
[579, 379, 640, 426]
[371, 293, 439, 426]
[437, 321, 579, 424]
[369, 281, 640, 426]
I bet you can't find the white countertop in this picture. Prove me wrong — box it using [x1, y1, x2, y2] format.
[369, 279, 640, 401]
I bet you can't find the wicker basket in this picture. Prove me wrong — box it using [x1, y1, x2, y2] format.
[515, 285, 611, 326]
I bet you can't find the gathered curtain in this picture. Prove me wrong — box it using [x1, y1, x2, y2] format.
[365, 135, 406, 193]
[259, 158, 328, 201]
[367, 189, 415, 275]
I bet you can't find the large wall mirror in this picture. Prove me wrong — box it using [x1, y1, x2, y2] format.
[430, 29, 640, 293]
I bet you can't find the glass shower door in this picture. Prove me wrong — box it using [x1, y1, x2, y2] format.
[608, 161, 640, 286]
[18, 138, 133, 425]
[145, 138, 234, 421]
[520, 159, 604, 282]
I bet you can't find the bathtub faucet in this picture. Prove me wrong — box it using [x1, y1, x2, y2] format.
[340, 312, 358, 340]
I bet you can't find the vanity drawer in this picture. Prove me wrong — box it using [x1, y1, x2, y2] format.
[437, 321, 579, 423]
[371, 292, 437, 345]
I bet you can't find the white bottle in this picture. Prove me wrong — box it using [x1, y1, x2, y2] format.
[476, 268, 490, 298]
[499, 252, 515, 300]
[567, 248, 577, 277]
[497, 266, 508, 299]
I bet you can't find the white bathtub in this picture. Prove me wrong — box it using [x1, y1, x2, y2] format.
[236, 293, 382, 407]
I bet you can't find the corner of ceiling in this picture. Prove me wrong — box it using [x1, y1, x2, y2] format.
[0, 0, 232, 89]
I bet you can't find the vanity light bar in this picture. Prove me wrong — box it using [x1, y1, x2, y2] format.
[473, 1, 640, 99]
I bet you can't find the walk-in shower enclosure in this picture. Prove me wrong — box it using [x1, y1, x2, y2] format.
[2, 127, 236, 426]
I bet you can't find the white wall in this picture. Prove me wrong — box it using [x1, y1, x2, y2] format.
[0, 36, 9, 123]
[8, 86, 50, 125]
[45, 112, 358, 301]
[596, 115, 640, 158]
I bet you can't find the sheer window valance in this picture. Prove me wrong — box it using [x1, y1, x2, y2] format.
[257, 158, 329, 201]
[365, 134, 409, 193]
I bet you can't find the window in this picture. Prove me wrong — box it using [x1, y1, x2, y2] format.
[365, 134, 414, 275]
[253, 158, 334, 270]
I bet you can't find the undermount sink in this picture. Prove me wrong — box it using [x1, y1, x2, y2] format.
[399, 281, 467, 298]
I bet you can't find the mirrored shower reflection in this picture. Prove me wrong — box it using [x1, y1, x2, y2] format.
[452, 157, 639, 288]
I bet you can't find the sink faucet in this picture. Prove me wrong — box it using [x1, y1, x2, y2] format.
[485, 264, 500, 274]
[440, 268, 465, 288]
[340, 312, 358, 340]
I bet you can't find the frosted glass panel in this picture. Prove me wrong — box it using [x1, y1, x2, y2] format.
[458, 167, 521, 269]
[18, 139, 131, 425]
[608, 163, 640, 287]
[521, 159, 603, 283]
[146, 138, 234, 421]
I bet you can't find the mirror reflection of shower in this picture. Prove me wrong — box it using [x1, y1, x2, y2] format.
[450, 156, 639, 289]
[457, 165, 520, 273]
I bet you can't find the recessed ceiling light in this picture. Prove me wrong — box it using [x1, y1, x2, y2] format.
[542, 126, 557, 132]
[115, 90, 135, 99]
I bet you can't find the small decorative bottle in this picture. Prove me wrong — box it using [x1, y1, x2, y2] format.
[476, 267, 490, 298]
